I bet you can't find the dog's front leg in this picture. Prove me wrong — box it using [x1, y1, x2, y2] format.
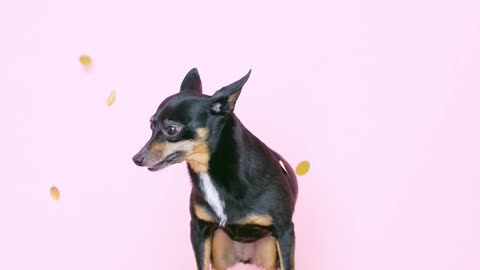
[190, 218, 214, 270]
[276, 223, 295, 270]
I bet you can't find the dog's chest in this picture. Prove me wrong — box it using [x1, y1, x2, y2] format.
[198, 172, 227, 226]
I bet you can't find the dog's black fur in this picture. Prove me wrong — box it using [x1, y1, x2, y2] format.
[133, 68, 298, 269]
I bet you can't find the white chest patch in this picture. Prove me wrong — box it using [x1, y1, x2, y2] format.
[199, 173, 227, 226]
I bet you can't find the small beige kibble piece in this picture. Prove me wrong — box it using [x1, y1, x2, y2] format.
[79, 55, 92, 66]
[50, 186, 60, 200]
[295, 161, 310, 176]
[107, 90, 116, 106]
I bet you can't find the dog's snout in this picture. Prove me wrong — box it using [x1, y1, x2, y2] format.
[132, 153, 145, 166]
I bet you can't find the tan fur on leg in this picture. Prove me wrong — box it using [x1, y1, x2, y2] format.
[212, 229, 236, 270]
[253, 235, 277, 270]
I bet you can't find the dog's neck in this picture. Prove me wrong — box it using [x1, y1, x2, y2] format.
[206, 114, 257, 195]
[209, 114, 241, 159]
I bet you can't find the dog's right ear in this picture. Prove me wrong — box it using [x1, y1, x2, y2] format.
[209, 70, 251, 115]
[180, 68, 202, 95]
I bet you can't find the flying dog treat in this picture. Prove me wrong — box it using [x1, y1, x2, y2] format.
[295, 160, 310, 176]
[50, 186, 60, 200]
[79, 55, 92, 66]
[107, 90, 116, 106]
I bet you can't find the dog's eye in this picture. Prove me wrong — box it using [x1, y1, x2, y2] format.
[164, 125, 181, 136]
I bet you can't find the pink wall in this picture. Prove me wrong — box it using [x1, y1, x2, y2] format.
[0, 1, 479, 269]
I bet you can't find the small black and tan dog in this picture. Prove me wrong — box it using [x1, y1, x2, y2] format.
[132, 68, 298, 270]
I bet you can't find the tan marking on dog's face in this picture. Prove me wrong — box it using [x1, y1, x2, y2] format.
[150, 142, 165, 151]
[143, 140, 194, 167]
[164, 140, 194, 156]
[203, 237, 212, 270]
[144, 142, 166, 165]
[186, 128, 210, 173]
[142, 128, 209, 170]
[196, 127, 208, 140]
[238, 214, 273, 227]
[186, 141, 209, 173]
[194, 204, 215, 223]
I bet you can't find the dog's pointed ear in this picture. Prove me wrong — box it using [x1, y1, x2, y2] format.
[210, 70, 251, 115]
[180, 68, 202, 95]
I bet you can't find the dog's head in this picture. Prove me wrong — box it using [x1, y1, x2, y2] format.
[132, 68, 251, 173]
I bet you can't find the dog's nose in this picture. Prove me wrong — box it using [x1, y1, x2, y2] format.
[132, 154, 144, 166]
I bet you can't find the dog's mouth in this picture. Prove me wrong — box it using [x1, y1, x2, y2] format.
[147, 151, 184, 172]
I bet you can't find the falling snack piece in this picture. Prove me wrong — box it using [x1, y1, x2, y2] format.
[79, 55, 92, 66]
[50, 186, 60, 201]
[107, 90, 116, 106]
[295, 160, 310, 176]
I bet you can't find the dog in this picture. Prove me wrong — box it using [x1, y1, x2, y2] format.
[132, 68, 298, 269]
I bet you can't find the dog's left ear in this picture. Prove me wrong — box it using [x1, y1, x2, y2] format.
[210, 70, 251, 115]
[180, 68, 202, 95]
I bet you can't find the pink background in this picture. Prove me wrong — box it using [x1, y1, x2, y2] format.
[0, 0, 479, 269]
